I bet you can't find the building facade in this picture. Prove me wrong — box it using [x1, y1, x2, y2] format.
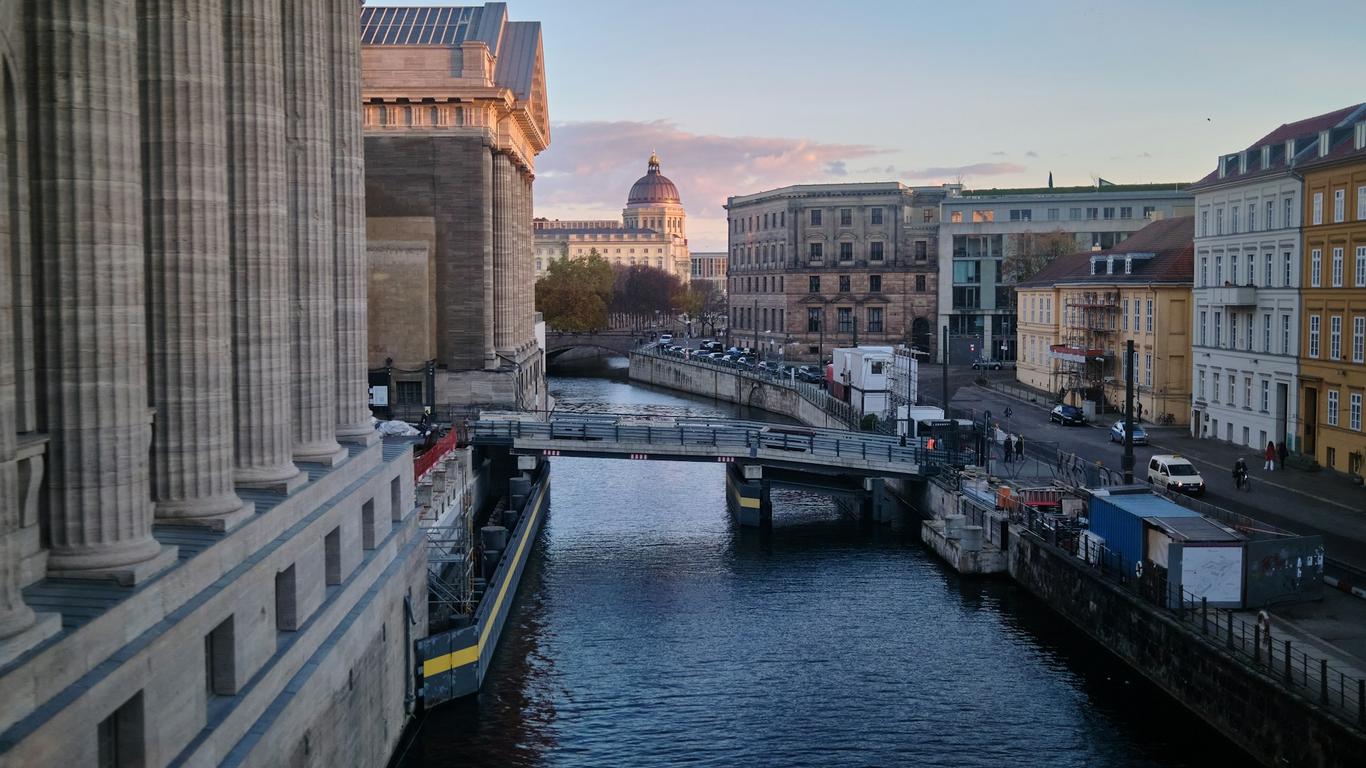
[1187, 108, 1366, 451]
[724, 183, 954, 362]
[1297, 111, 1366, 474]
[938, 185, 1194, 363]
[362, 2, 550, 412]
[691, 251, 728, 295]
[533, 153, 692, 281]
[1016, 218, 1195, 424]
[0, 2, 423, 766]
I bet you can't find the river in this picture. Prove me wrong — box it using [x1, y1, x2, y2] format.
[394, 358, 1237, 767]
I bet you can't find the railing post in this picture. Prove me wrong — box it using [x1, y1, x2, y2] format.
[1201, 597, 1208, 634]
[1321, 659, 1329, 704]
[1254, 624, 1262, 663]
[1284, 640, 1293, 686]
[1227, 612, 1234, 650]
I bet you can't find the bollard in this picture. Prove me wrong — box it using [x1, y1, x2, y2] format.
[1285, 640, 1293, 686]
[1321, 660, 1329, 704]
[1254, 625, 1262, 663]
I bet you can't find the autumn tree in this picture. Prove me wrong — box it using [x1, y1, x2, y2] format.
[1003, 229, 1079, 283]
[535, 249, 614, 331]
[611, 264, 682, 330]
[679, 280, 726, 337]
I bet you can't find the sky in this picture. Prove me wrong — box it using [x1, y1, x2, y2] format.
[367, 0, 1366, 250]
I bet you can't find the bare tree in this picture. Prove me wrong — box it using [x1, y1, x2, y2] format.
[1003, 229, 1078, 283]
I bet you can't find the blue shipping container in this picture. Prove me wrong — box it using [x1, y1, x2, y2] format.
[1086, 490, 1200, 569]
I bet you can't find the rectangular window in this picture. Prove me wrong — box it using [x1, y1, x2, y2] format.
[870, 241, 884, 261]
[1200, 210, 1208, 237]
[1123, 299, 1130, 331]
[1311, 248, 1322, 287]
[361, 499, 376, 550]
[809, 243, 823, 261]
[1355, 316, 1365, 363]
[808, 276, 820, 293]
[1357, 246, 1366, 287]
[1282, 314, 1291, 355]
[325, 526, 341, 585]
[1009, 208, 1032, 221]
[871, 207, 883, 225]
[275, 565, 298, 630]
[837, 307, 852, 333]
[1359, 185, 1366, 221]
[950, 211, 962, 223]
[1145, 299, 1153, 333]
[205, 616, 237, 697]
[1353, 393, 1363, 431]
[839, 242, 853, 261]
[1212, 372, 1221, 403]
[971, 209, 994, 223]
[840, 208, 852, 226]
[1070, 207, 1082, 220]
[1248, 204, 1255, 232]
[1199, 255, 1207, 286]
[1331, 315, 1342, 360]
[1103, 207, 1115, 220]
[1214, 312, 1222, 347]
[869, 275, 882, 293]
[1261, 379, 1270, 412]
[1334, 189, 1345, 222]
[98, 692, 145, 768]
[1216, 208, 1223, 234]
[1047, 208, 1060, 220]
[1120, 206, 1133, 219]
[1198, 309, 1206, 346]
[1263, 313, 1271, 353]
[1309, 315, 1320, 358]
[1228, 374, 1235, 405]
[1312, 192, 1323, 225]
[914, 241, 927, 260]
[810, 209, 822, 225]
[1132, 301, 1141, 333]
[1332, 247, 1344, 287]
[915, 274, 926, 292]
[1144, 353, 1152, 386]
[1284, 251, 1293, 286]
[1230, 253, 1239, 284]
[1197, 369, 1205, 399]
[1328, 390, 1340, 427]
[1266, 200, 1274, 230]
[1230, 313, 1238, 349]
[1245, 376, 1252, 408]
[838, 275, 850, 292]
[1264, 252, 1272, 287]
[807, 308, 821, 332]
[1231, 205, 1239, 233]
[867, 307, 884, 333]
[1214, 254, 1223, 284]
[1284, 197, 1293, 229]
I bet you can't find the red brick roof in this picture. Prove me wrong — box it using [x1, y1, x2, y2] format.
[1191, 104, 1366, 188]
[1016, 217, 1193, 288]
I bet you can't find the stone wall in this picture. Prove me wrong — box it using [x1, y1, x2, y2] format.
[366, 222, 437, 366]
[627, 354, 847, 429]
[1009, 529, 1366, 768]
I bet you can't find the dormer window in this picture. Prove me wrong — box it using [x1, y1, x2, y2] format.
[1319, 130, 1330, 157]
[1356, 122, 1366, 151]
[1261, 145, 1271, 169]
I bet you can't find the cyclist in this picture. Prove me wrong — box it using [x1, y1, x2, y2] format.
[1232, 457, 1250, 490]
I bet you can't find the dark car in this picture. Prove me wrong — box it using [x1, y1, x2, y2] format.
[1049, 404, 1085, 426]
[971, 357, 1003, 370]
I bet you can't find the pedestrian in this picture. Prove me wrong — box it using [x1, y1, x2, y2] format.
[1015, 434, 1024, 460]
[1002, 434, 1013, 463]
[1264, 441, 1276, 471]
[1278, 440, 1288, 468]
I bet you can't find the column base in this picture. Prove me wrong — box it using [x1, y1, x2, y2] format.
[293, 442, 348, 467]
[336, 420, 380, 446]
[0, 612, 61, 667]
[235, 463, 307, 495]
[46, 544, 178, 587]
[154, 498, 256, 533]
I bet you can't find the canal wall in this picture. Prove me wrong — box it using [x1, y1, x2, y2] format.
[627, 353, 849, 429]
[1009, 528, 1366, 768]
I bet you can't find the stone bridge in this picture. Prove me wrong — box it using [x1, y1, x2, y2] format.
[544, 329, 642, 360]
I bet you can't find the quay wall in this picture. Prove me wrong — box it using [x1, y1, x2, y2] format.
[627, 353, 846, 429]
[1009, 528, 1366, 768]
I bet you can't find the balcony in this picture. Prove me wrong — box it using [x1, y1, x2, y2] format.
[1207, 285, 1257, 307]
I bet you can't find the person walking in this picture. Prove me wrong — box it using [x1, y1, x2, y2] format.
[1002, 434, 1013, 463]
[1278, 440, 1288, 468]
[1015, 434, 1024, 460]
[1264, 441, 1276, 471]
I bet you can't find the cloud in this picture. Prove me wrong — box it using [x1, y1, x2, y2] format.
[532, 119, 887, 250]
[990, 150, 1007, 156]
[1025, 150, 1039, 158]
[905, 162, 1028, 179]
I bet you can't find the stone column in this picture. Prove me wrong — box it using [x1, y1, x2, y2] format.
[138, 0, 252, 530]
[519, 169, 533, 346]
[492, 151, 516, 353]
[223, 0, 304, 492]
[28, 0, 175, 582]
[329, 0, 376, 444]
[481, 146, 496, 367]
[283, 0, 344, 464]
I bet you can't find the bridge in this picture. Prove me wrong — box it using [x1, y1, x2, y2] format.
[469, 413, 959, 526]
[543, 330, 641, 360]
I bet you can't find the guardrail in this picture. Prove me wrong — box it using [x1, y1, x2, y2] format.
[632, 345, 860, 429]
[413, 427, 461, 481]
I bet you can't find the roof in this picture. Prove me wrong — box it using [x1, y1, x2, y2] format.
[960, 183, 1190, 197]
[1190, 103, 1366, 189]
[1147, 515, 1244, 544]
[1091, 491, 1201, 520]
[536, 227, 662, 237]
[627, 153, 681, 206]
[1017, 217, 1193, 288]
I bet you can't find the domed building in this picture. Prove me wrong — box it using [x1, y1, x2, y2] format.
[534, 152, 691, 281]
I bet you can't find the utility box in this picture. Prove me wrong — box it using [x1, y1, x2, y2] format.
[831, 346, 895, 417]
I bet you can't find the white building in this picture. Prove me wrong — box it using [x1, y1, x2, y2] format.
[1188, 108, 1359, 450]
[831, 346, 896, 417]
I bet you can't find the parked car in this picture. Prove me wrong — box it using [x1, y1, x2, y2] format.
[1109, 420, 1148, 445]
[1147, 454, 1205, 495]
[971, 357, 1009, 370]
[659, 333, 673, 345]
[700, 341, 723, 353]
[1049, 404, 1086, 426]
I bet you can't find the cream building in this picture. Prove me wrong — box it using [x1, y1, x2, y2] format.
[534, 153, 691, 280]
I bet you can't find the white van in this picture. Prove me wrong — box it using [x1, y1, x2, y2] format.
[1146, 454, 1205, 496]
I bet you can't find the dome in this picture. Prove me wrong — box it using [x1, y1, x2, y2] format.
[627, 152, 681, 205]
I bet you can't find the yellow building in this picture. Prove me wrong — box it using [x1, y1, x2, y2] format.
[1015, 218, 1194, 424]
[1297, 120, 1366, 474]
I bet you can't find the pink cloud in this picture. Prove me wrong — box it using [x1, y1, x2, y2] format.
[532, 120, 887, 250]
[905, 162, 1028, 179]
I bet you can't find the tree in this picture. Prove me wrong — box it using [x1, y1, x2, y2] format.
[1003, 229, 1078, 283]
[680, 280, 726, 337]
[610, 264, 682, 329]
[535, 249, 613, 331]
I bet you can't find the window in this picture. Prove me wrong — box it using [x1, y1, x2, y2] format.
[839, 242, 853, 261]
[837, 307, 852, 333]
[1144, 353, 1152, 386]
[950, 211, 962, 223]
[1331, 315, 1342, 360]
[1216, 208, 1223, 234]
[1133, 301, 1141, 335]
[1247, 254, 1255, 285]
[1214, 254, 1223, 284]
[1309, 315, 1320, 358]
[914, 241, 927, 260]
[869, 275, 882, 293]
[361, 499, 376, 550]
[1327, 389, 1340, 427]
[1284, 251, 1293, 286]
[1359, 186, 1366, 221]
[1230, 314, 1238, 349]
[98, 692, 145, 768]
[1264, 252, 1272, 287]
[1357, 247, 1366, 287]
[1312, 192, 1323, 225]
[275, 565, 298, 630]
[1009, 209, 1032, 221]
[1230, 253, 1239, 284]
[1047, 208, 1060, 220]
[1231, 205, 1239, 233]
[953, 261, 980, 283]
[205, 616, 237, 697]
[1070, 207, 1082, 220]
[1198, 310, 1206, 345]
[1228, 374, 1235, 404]
[809, 243, 823, 261]
[1284, 197, 1293, 228]
[1086, 207, 1099, 220]
[1145, 299, 1153, 333]
[395, 380, 422, 407]
[1103, 207, 1115, 220]
[1353, 393, 1363, 431]
[1332, 247, 1344, 287]
[1199, 255, 1207, 286]
[1282, 314, 1291, 354]
[870, 241, 884, 261]
[1212, 372, 1221, 403]
[871, 207, 883, 225]
[1311, 249, 1322, 287]
[1123, 299, 1131, 331]
[1200, 210, 1208, 237]
[838, 275, 850, 292]
[971, 209, 994, 223]
[1334, 189, 1345, 222]
[1120, 206, 1133, 219]
[1247, 204, 1255, 232]
[1355, 317, 1365, 363]
[915, 274, 926, 292]
[952, 286, 980, 309]
[1266, 200, 1274, 230]
[325, 526, 341, 585]
[1261, 379, 1270, 412]
[1263, 313, 1271, 353]
[867, 307, 884, 333]
[1197, 369, 1206, 399]
[1213, 312, 1222, 347]
[840, 208, 852, 226]
[810, 209, 822, 225]
[807, 308, 821, 332]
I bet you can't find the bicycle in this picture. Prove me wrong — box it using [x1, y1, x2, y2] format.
[1157, 412, 1176, 426]
[1234, 470, 1251, 491]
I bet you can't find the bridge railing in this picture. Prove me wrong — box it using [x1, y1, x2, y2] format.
[631, 345, 860, 429]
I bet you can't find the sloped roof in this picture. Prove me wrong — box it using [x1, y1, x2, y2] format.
[1017, 217, 1194, 287]
[1190, 103, 1366, 189]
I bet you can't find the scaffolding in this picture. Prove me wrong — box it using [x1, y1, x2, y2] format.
[1054, 291, 1120, 402]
